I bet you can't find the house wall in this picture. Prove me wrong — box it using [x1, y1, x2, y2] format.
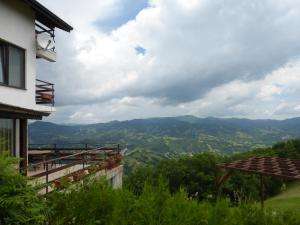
[0, 0, 54, 113]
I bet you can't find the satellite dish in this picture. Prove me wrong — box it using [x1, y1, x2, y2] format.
[36, 32, 55, 51]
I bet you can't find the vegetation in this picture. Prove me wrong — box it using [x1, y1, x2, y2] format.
[126, 139, 300, 202]
[0, 154, 46, 225]
[265, 182, 300, 212]
[125, 152, 283, 202]
[45, 178, 300, 225]
[2, 139, 300, 224]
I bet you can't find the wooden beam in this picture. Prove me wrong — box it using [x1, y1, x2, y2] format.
[216, 167, 234, 194]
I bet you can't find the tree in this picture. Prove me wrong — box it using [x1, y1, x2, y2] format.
[0, 153, 46, 225]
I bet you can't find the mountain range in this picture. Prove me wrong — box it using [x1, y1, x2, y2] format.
[29, 116, 300, 172]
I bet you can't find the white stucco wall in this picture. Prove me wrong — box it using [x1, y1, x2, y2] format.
[106, 165, 123, 189]
[0, 0, 54, 113]
[92, 165, 124, 189]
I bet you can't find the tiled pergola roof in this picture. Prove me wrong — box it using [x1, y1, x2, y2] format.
[215, 156, 300, 208]
[217, 157, 300, 180]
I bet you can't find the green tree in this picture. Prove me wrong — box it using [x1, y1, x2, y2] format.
[0, 153, 46, 225]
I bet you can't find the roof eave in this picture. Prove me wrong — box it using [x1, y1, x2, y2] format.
[21, 0, 73, 32]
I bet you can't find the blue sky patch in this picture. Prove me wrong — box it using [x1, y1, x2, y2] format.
[135, 46, 146, 55]
[96, 0, 149, 32]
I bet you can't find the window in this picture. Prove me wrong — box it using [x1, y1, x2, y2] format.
[0, 44, 5, 83]
[0, 119, 15, 155]
[0, 40, 25, 89]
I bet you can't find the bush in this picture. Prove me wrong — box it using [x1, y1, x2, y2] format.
[125, 151, 285, 202]
[0, 153, 46, 225]
[46, 176, 300, 225]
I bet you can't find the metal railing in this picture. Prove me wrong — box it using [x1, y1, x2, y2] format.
[36, 79, 55, 106]
[29, 143, 120, 151]
[35, 22, 55, 52]
[22, 145, 122, 194]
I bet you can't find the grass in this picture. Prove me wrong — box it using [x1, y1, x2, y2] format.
[265, 182, 300, 212]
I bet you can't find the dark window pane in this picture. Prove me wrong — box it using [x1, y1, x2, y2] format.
[0, 45, 4, 83]
[0, 119, 14, 155]
[8, 46, 24, 88]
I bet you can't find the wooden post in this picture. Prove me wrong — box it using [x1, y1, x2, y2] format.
[215, 168, 233, 196]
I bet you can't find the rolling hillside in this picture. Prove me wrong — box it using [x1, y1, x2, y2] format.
[29, 116, 300, 152]
[29, 116, 300, 172]
[265, 182, 300, 212]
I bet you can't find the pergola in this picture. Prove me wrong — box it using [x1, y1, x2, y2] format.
[215, 157, 300, 208]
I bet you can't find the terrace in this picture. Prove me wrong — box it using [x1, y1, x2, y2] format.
[23, 144, 123, 194]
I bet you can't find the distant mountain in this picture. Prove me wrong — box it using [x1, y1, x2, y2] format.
[29, 116, 300, 152]
[29, 116, 300, 172]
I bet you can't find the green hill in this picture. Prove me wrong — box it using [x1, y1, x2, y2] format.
[29, 116, 300, 154]
[265, 182, 300, 212]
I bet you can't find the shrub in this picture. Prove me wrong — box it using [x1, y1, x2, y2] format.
[0, 153, 46, 225]
[46, 176, 300, 225]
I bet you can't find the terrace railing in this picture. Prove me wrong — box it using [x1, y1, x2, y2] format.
[22, 145, 122, 195]
[36, 79, 55, 106]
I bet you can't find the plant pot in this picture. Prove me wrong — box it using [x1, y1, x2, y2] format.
[115, 154, 123, 164]
[54, 180, 62, 189]
[96, 164, 104, 171]
[73, 172, 84, 181]
[88, 166, 96, 174]
[106, 158, 116, 169]
[57, 177, 72, 189]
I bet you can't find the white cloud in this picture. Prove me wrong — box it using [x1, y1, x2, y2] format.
[37, 0, 300, 123]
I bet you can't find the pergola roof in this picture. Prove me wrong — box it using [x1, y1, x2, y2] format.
[217, 157, 300, 181]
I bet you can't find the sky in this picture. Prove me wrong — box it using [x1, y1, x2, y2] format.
[37, 0, 300, 124]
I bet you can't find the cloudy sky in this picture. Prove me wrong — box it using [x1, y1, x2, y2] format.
[38, 0, 300, 124]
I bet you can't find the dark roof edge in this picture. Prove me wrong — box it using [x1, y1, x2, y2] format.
[21, 0, 73, 32]
[0, 103, 50, 120]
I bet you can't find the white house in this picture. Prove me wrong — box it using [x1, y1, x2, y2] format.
[0, 0, 72, 168]
[0, 0, 123, 190]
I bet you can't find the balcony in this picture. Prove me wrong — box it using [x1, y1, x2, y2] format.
[35, 23, 56, 62]
[36, 79, 54, 106]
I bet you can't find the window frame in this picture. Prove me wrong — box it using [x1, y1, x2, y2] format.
[0, 39, 26, 90]
[0, 118, 16, 156]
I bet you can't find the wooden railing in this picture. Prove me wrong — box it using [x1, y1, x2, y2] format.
[36, 79, 54, 106]
[22, 145, 122, 194]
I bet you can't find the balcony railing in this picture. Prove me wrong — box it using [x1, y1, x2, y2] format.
[35, 22, 56, 62]
[36, 79, 55, 106]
